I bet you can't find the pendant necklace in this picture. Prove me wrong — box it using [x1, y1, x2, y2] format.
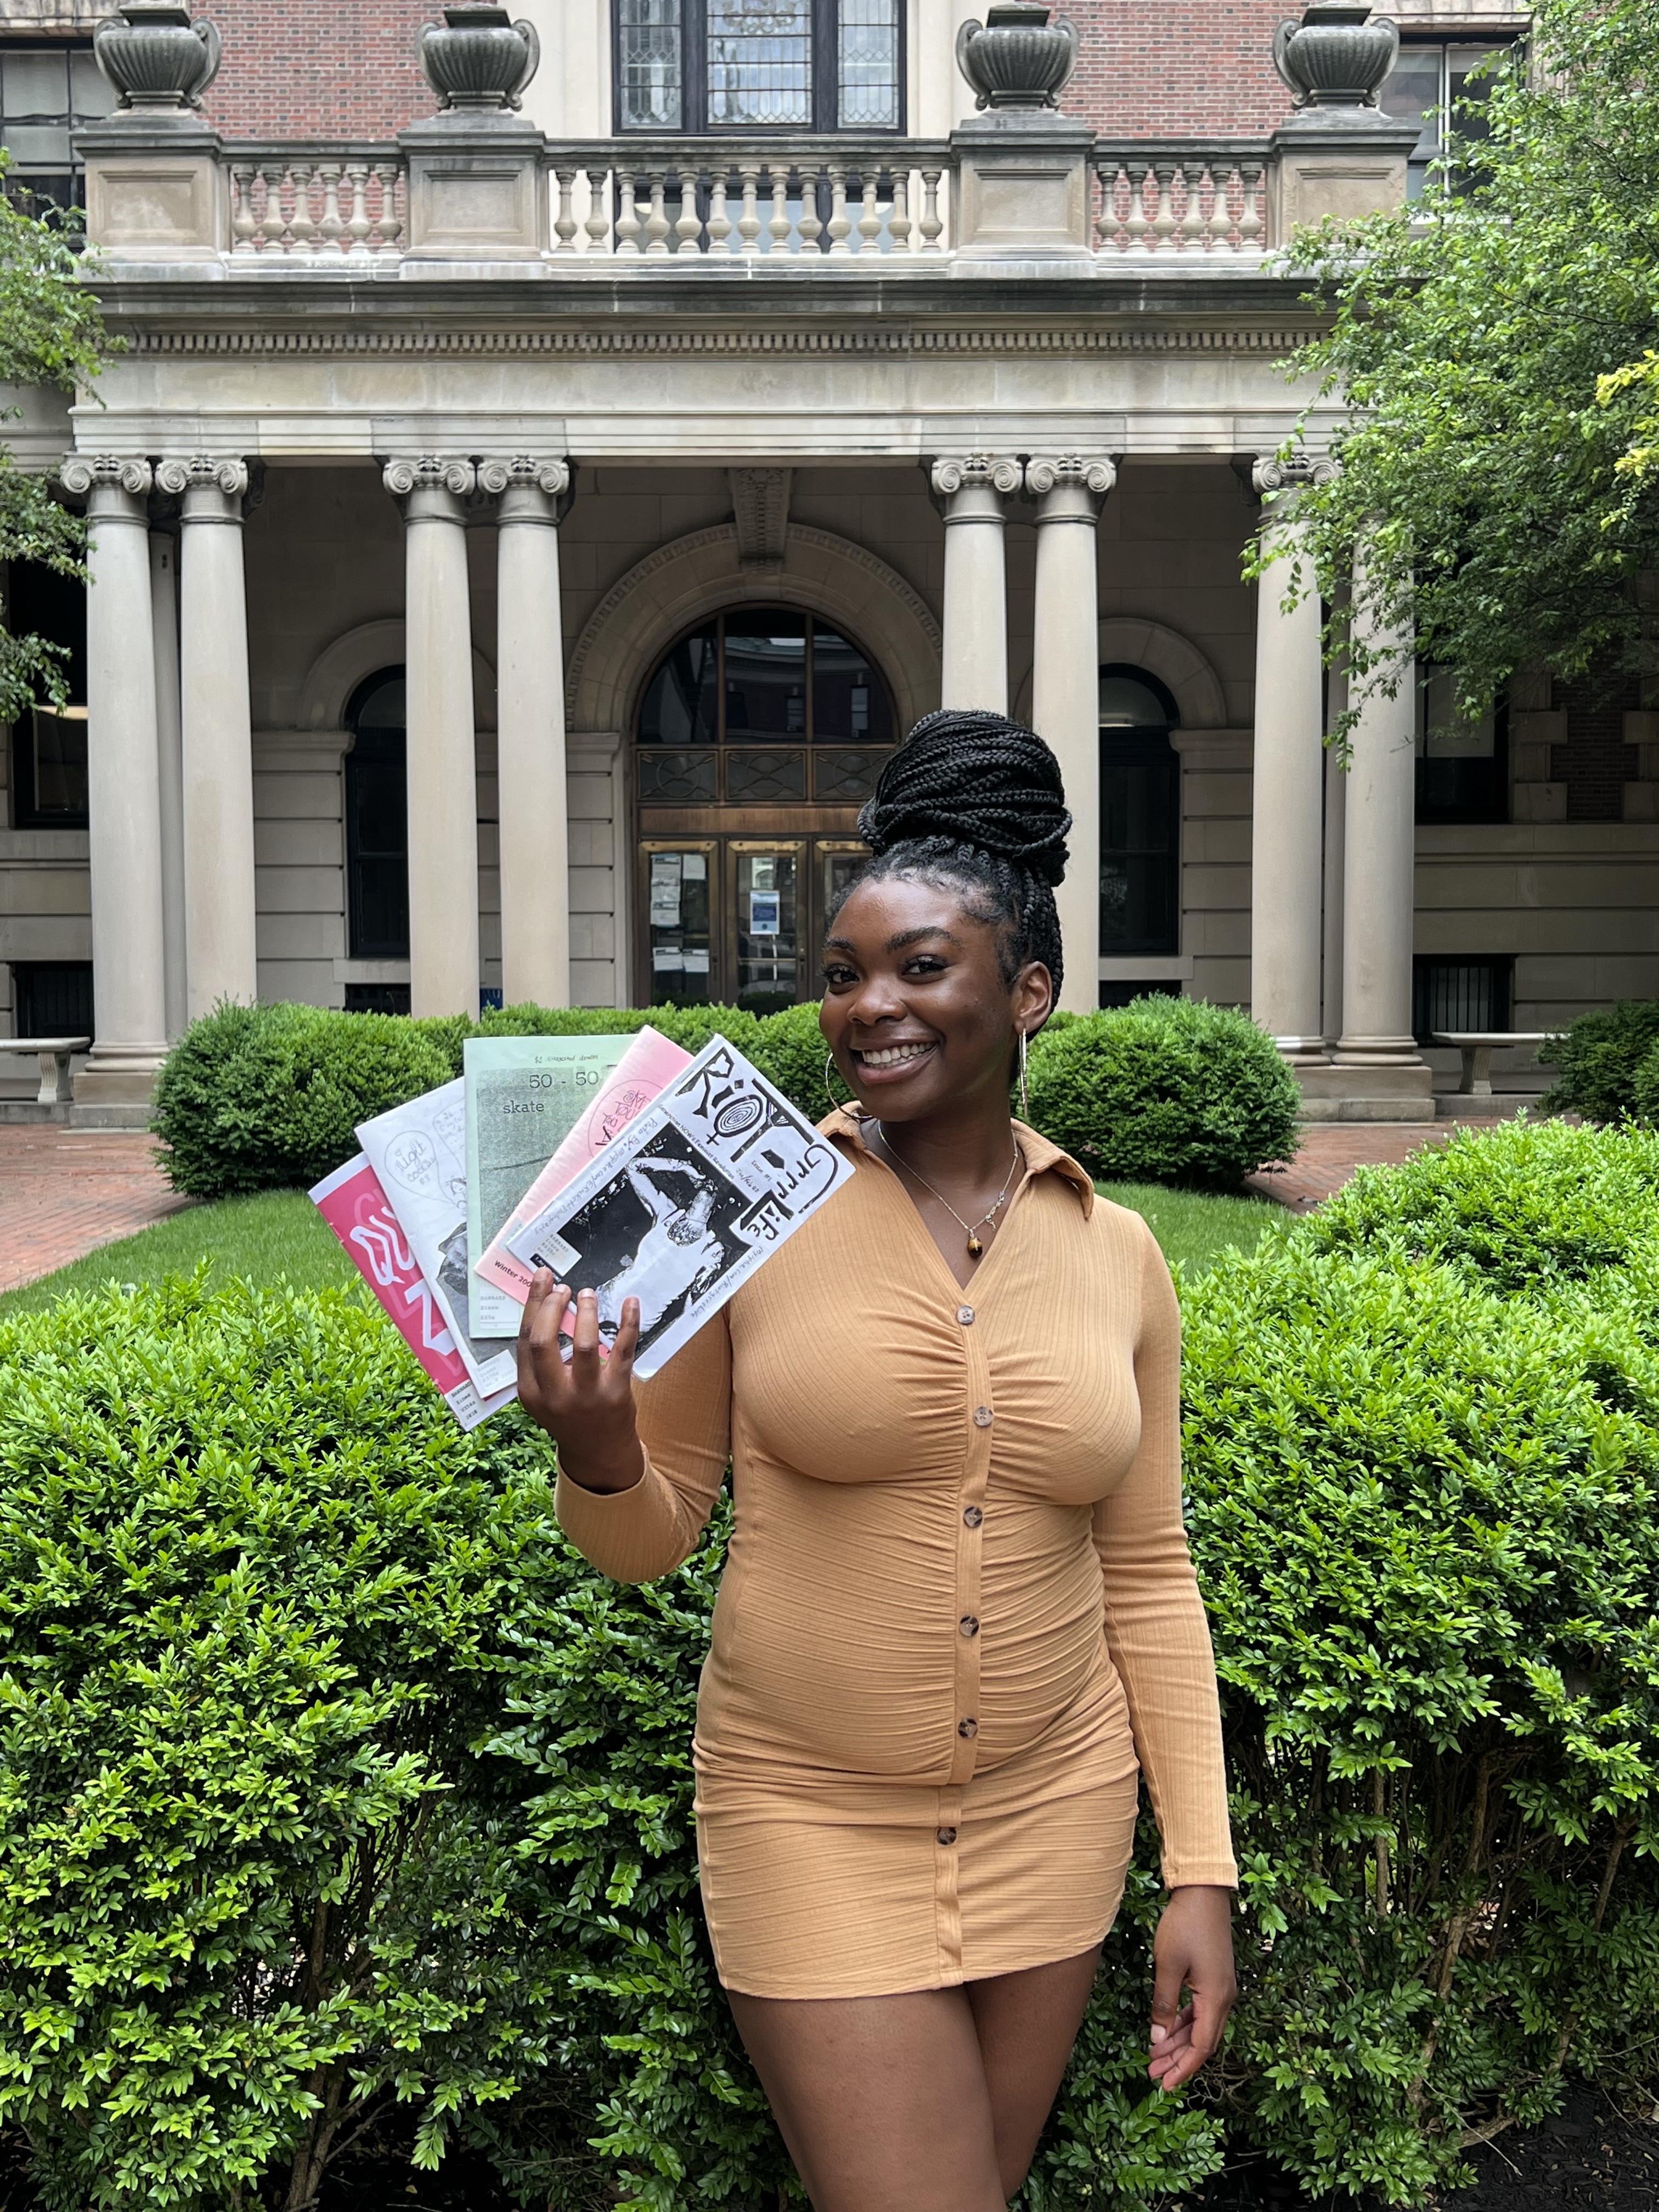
[875, 1126, 1022, 1259]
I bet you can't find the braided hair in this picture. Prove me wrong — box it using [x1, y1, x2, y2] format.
[832, 708, 1071, 1010]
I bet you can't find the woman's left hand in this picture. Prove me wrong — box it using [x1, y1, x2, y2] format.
[1147, 1885, 1236, 2092]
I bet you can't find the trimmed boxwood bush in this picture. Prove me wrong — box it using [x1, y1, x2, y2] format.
[9, 1122, 1657, 2207]
[150, 1000, 454, 1199]
[1541, 998, 1659, 1121]
[1025, 996, 1301, 1188]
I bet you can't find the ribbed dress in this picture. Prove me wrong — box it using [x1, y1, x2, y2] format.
[554, 1111, 1237, 1999]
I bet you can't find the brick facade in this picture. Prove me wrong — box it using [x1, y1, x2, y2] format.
[198, 0, 431, 140]
[188, 0, 1297, 146]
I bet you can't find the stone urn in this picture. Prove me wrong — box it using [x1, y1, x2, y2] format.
[955, 0, 1079, 113]
[93, 0, 222, 112]
[418, 2, 540, 112]
[1273, 1, 1400, 109]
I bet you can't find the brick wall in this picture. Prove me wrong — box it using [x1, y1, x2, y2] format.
[1554, 674, 1640, 825]
[198, 0, 431, 139]
[189, 0, 1300, 144]
[1063, 0, 1294, 138]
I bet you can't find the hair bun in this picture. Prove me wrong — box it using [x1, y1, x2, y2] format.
[857, 709, 1072, 887]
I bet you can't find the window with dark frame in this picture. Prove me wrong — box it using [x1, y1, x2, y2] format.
[7, 558, 87, 831]
[635, 608, 895, 806]
[10, 959, 92, 1037]
[616, 0, 902, 133]
[1414, 663, 1509, 825]
[1098, 665, 1181, 963]
[1380, 37, 1515, 199]
[344, 671, 410, 964]
[0, 42, 114, 219]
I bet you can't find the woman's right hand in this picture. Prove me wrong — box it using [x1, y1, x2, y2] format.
[517, 1273, 645, 1494]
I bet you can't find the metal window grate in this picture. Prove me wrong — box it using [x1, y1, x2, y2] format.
[1412, 956, 1513, 1045]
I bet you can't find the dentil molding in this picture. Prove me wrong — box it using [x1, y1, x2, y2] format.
[123, 324, 1317, 360]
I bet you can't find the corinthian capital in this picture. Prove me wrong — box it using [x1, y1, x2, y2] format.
[477, 454, 571, 498]
[155, 454, 251, 498]
[58, 453, 153, 498]
[383, 455, 477, 498]
[1025, 454, 1117, 499]
[930, 454, 1024, 499]
[1251, 453, 1338, 498]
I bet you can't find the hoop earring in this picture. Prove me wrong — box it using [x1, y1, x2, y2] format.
[1017, 1027, 1030, 1124]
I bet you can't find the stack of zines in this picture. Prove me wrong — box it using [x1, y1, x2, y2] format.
[309, 1024, 852, 1428]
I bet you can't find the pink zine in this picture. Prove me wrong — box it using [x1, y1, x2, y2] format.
[310, 1153, 514, 1429]
[474, 1023, 693, 1308]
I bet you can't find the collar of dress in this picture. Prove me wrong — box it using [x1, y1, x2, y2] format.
[820, 1106, 1096, 1221]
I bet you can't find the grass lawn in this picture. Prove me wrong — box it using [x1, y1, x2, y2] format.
[1, 1175, 1287, 1319]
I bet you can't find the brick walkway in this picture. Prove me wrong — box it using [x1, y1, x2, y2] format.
[0, 1126, 191, 1294]
[1244, 1118, 1497, 1213]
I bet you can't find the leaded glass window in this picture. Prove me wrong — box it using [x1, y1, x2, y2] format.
[618, 0, 684, 131]
[616, 0, 902, 132]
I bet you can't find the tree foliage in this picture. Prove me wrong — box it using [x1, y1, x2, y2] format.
[0, 160, 109, 723]
[1260, 0, 1659, 721]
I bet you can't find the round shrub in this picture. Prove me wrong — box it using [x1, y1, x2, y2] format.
[750, 1000, 836, 1122]
[1541, 998, 1659, 1121]
[152, 1001, 453, 1198]
[1024, 996, 1301, 1187]
[1630, 1038, 1659, 1126]
[1302, 1115, 1659, 1293]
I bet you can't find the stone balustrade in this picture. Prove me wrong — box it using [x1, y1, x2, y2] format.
[1092, 142, 1271, 255]
[227, 146, 406, 257]
[541, 139, 953, 258]
[80, 128, 1297, 267]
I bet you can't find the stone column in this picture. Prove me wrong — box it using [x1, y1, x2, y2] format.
[930, 455, 1022, 714]
[1333, 544, 1432, 1114]
[59, 454, 168, 1103]
[159, 456, 257, 1020]
[1249, 459, 1329, 1062]
[1321, 614, 1349, 1046]
[1027, 454, 1115, 1018]
[149, 526, 188, 1041]
[385, 456, 480, 1020]
[482, 455, 572, 1008]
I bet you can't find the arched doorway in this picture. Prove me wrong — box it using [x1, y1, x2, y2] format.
[1098, 664, 1181, 974]
[633, 606, 896, 1009]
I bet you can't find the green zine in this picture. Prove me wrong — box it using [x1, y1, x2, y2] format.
[463, 1035, 633, 1338]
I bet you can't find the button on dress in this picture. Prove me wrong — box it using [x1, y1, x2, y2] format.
[554, 1113, 1237, 1999]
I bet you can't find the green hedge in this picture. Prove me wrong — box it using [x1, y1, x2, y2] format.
[8, 1120, 1656, 2207]
[1541, 999, 1659, 1121]
[1025, 997, 1301, 1187]
[153, 996, 1302, 1201]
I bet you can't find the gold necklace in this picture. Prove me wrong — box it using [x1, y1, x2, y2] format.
[875, 1126, 1023, 1259]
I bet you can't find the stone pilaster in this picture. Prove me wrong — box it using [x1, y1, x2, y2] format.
[930, 455, 1023, 715]
[481, 454, 573, 1008]
[1249, 455, 1332, 1062]
[384, 455, 481, 1020]
[1027, 454, 1115, 1015]
[58, 454, 169, 1105]
[157, 453, 257, 1018]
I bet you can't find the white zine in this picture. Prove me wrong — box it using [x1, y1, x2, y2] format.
[503, 1036, 855, 1379]
[356, 1079, 518, 1399]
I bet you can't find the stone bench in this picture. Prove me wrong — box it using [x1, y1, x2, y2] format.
[1431, 1031, 1548, 1099]
[0, 1036, 92, 1107]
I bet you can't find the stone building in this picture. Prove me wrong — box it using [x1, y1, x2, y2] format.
[1, 0, 1643, 1124]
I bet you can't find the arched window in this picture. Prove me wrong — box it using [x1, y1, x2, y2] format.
[634, 606, 895, 1009]
[1098, 664, 1180, 961]
[344, 669, 409, 984]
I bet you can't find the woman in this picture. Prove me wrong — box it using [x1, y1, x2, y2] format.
[517, 710, 1237, 2212]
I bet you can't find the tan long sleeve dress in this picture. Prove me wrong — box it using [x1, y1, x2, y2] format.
[554, 1111, 1237, 1999]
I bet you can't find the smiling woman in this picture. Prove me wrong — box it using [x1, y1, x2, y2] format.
[517, 710, 1238, 2212]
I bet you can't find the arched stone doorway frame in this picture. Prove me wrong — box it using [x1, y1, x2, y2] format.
[296, 617, 498, 734]
[1011, 616, 1228, 732]
[566, 522, 942, 740]
[566, 523, 943, 998]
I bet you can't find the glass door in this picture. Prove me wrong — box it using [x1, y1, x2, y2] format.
[812, 839, 868, 956]
[640, 838, 719, 1005]
[726, 839, 804, 1014]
